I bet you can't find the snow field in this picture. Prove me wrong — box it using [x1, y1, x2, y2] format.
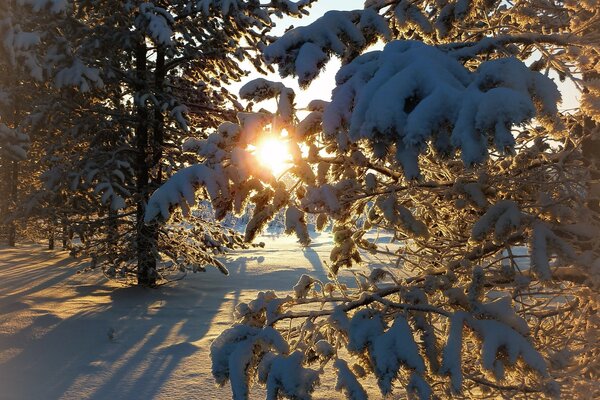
[0, 234, 395, 400]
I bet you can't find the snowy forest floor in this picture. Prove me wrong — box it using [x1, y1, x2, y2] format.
[0, 233, 392, 400]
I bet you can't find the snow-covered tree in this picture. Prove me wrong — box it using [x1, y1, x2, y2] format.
[6, 0, 320, 285]
[0, 0, 69, 245]
[145, 1, 599, 398]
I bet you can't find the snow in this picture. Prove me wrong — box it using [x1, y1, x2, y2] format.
[369, 314, 425, 394]
[530, 222, 577, 281]
[11, 31, 40, 50]
[210, 324, 287, 399]
[285, 206, 310, 246]
[407, 373, 432, 400]
[471, 200, 521, 242]
[263, 9, 390, 85]
[334, 359, 368, 400]
[342, 308, 428, 395]
[440, 310, 548, 385]
[197, 0, 243, 16]
[145, 164, 229, 222]
[393, 0, 433, 35]
[137, 3, 175, 47]
[0, 123, 29, 161]
[295, 43, 328, 86]
[239, 79, 296, 127]
[264, 351, 320, 400]
[19, 0, 67, 13]
[460, 182, 488, 208]
[170, 104, 189, 132]
[54, 58, 104, 93]
[439, 312, 466, 393]
[374, 195, 428, 238]
[316, 41, 559, 176]
[477, 296, 529, 336]
[0, 234, 390, 399]
[301, 184, 342, 214]
[467, 317, 547, 380]
[314, 340, 334, 359]
[292, 274, 316, 299]
[239, 79, 287, 103]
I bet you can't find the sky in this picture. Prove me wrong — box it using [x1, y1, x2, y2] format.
[228, 0, 365, 111]
[231, 0, 579, 113]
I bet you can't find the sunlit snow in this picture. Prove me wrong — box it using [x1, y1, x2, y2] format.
[0, 233, 395, 399]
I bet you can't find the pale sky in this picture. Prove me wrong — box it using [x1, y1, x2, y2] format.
[232, 0, 579, 113]
[229, 0, 365, 111]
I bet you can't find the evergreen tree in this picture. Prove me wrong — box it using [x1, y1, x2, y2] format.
[146, 1, 599, 397]
[15, 0, 317, 285]
[0, 0, 69, 245]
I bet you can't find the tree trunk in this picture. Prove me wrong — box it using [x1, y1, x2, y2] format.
[48, 221, 55, 250]
[150, 46, 166, 253]
[153, 46, 165, 186]
[7, 161, 18, 247]
[0, 157, 8, 243]
[107, 207, 117, 245]
[579, 26, 599, 215]
[134, 38, 157, 286]
[61, 214, 69, 250]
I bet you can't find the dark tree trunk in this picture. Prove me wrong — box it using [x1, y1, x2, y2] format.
[134, 38, 157, 287]
[153, 46, 165, 186]
[579, 26, 600, 214]
[150, 47, 166, 251]
[7, 161, 18, 247]
[48, 222, 55, 250]
[61, 214, 69, 250]
[0, 157, 8, 243]
[107, 207, 118, 251]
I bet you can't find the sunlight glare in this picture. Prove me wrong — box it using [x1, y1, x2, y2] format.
[255, 133, 291, 176]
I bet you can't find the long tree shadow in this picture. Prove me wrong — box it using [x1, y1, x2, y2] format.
[0, 241, 337, 400]
[302, 246, 328, 280]
[0, 247, 87, 315]
[0, 281, 223, 398]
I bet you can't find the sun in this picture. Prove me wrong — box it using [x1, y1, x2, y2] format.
[255, 134, 292, 176]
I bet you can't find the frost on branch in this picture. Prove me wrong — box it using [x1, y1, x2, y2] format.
[285, 206, 310, 246]
[0, 123, 29, 161]
[321, 40, 559, 178]
[144, 164, 229, 222]
[440, 312, 466, 393]
[146, 81, 302, 243]
[440, 311, 548, 391]
[301, 184, 342, 215]
[348, 311, 426, 395]
[370, 195, 428, 238]
[334, 359, 368, 400]
[580, 78, 600, 123]
[392, 0, 434, 37]
[263, 351, 320, 400]
[19, 0, 66, 13]
[468, 318, 547, 381]
[530, 222, 576, 281]
[471, 200, 522, 242]
[183, 2, 596, 398]
[212, 275, 554, 399]
[263, 9, 391, 86]
[293, 274, 316, 299]
[210, 324, 289, 400]
[0, 15, 43, 80]
[477, 296, 529, 336]
[135, 3, 175, 46]
[245, 183, 289, 242]
[54, 58, 104, 92]
[239, 78, 295, 127]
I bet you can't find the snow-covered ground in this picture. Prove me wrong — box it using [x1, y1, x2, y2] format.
[0, 233, 392, 400]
